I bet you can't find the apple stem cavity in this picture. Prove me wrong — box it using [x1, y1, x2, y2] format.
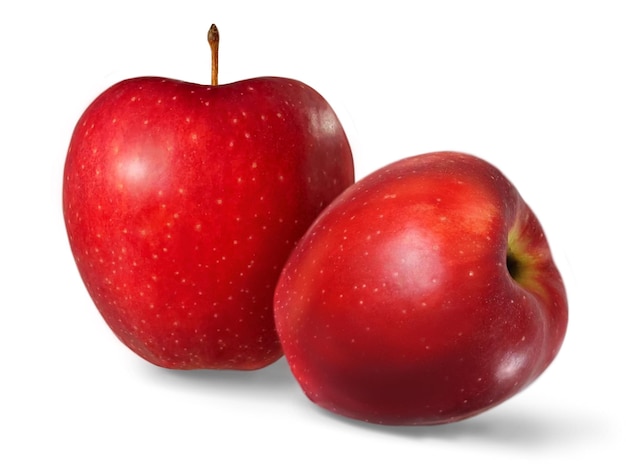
[208, 24, 220, 86]
[506, 250, 522, 281]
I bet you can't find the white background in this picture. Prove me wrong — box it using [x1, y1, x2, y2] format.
[1, 1, 624, 468]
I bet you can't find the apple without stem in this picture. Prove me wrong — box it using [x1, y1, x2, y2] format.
[274, 151, 567, 425]
[63, 26, 354, 370]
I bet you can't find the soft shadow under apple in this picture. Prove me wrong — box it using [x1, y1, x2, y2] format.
[135, 356, 607, 450]
[137, 355, 299, 397]
[312, 400, 604, 449]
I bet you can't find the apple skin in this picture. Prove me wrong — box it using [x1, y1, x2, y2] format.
[274, 151, 567, 425]
[63, 76, 354, 370]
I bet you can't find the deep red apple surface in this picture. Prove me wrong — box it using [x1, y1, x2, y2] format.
[274, 151, 567, 425]
[63, 27, 354, 370]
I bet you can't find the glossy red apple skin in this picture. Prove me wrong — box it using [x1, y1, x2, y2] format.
[274, 151, 567, 425]
[63, 76, 354, 370]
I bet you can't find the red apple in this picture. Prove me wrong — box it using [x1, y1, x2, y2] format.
[63, 26, 354, 370]
[274, 151, 567, 425]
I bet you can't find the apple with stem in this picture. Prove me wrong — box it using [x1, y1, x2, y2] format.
[63, 25, 354, 370]
[274, 151, 567, 425]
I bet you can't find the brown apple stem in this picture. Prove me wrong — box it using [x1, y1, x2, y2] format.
[208, 24, 219, 86]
